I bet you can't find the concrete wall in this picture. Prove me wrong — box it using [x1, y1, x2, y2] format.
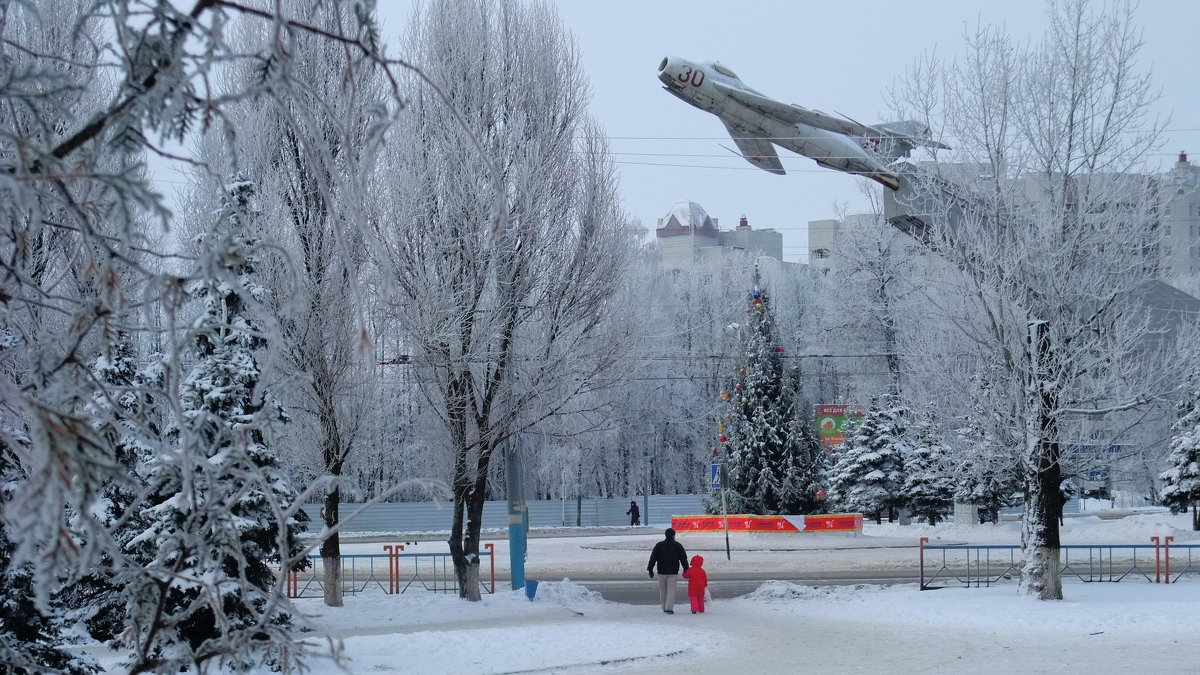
[302, 494, 705, 534]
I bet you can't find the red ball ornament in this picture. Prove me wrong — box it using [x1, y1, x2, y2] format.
[719, 434, 727, 443]
[735, 383, 742, 390]
[776, 346, 784, 352]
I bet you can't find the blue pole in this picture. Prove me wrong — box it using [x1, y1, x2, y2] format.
[508, 511, 526, 591]
[506, 439, 526, 591]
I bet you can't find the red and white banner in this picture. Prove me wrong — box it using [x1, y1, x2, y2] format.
[671, 513, 863, 534]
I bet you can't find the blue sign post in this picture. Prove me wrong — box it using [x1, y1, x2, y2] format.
[505, 440, 526, 592]
[710, 462, 731, 561]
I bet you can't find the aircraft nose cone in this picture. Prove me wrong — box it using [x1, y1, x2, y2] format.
[658, 56, 681, 87]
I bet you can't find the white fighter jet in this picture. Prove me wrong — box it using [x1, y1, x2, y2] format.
[657, 56, 948, 190]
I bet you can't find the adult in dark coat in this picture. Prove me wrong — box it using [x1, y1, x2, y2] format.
[626, 500, 641, 526]
[647, 527, 689, 613]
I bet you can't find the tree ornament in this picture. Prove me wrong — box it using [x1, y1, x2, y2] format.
[719, 435, 727, 443]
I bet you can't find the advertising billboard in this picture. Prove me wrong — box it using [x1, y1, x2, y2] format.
[815, 404, 865, 449]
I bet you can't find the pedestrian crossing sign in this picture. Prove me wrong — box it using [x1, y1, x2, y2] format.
[710, 463, 721, 489]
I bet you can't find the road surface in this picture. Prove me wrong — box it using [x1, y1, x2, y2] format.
[568, 570, 922, 604]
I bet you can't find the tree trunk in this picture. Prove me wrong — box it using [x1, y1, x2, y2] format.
[320, 487, 342, 607]
[1019, 320, 1062, 600]
[1019, 456, 1062, 600]
[450, 475, 487, 601]
[1192, 502, 1198, 532]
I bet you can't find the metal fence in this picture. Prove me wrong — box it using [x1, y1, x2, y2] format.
[301, 494, 704, 533]
[919, 537, 1199, 589]
[286, 543, 495, 598]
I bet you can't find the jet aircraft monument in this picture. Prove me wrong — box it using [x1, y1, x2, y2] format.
[657, 57, 947, 190]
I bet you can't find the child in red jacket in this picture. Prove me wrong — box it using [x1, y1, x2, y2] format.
[681, 554, 708, 614]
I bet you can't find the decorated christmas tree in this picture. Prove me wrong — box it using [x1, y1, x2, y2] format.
[710, 271, 826, 515]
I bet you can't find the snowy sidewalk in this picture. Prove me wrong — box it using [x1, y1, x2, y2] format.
[294, 580, 1200, 674]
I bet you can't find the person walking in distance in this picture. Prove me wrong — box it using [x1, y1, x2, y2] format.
[647, 528, 689, 613]
[627, 500, 641, 526]
[682, 555, 708, 614]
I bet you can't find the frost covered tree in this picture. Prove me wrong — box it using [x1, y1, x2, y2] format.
[828, 406, 908, 523]
[1160, 391, 1200, 531]
[901, 418, 955, 525]
[778, 413, 830, 514]
[889, 0, 1180, 598]
[952, 418, 1023, 525]
[380, 0, 633, 600]
[200, 1, 391, 608]
[1, 0, 417, 667]
[717, 277, 822, 514]
[829, 189, 925, 402]
[70, 336, 166, 642]
[124, 180, 307, 672]
[1, 435, 98, 675]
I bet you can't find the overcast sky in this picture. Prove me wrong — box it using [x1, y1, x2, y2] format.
[375, 0, 1199, 262]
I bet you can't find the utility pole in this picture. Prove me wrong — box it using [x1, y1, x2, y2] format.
[505, 437, 526, 591]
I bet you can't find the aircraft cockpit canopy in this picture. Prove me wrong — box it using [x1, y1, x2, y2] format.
[712, 63, 739, 80]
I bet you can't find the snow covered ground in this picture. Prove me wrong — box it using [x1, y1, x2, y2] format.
[87, 512, 1200, 673]
[289, 580, 1200, 674]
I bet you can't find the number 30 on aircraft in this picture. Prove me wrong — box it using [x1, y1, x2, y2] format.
[677, 65, 705, 87]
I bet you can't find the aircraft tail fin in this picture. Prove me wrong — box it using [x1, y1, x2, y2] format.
[872, 121, 951, 160]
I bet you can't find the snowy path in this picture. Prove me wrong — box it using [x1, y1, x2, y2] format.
[297, 581, 1200, 674]
[87, 512, 1200, 673]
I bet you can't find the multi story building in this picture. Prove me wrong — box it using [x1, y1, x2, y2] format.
[656, 200, 785, 272]
[1160, 152, 1200, 279]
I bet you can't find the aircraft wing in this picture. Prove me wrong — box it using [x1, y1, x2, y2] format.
[721, 120, 785, 175]
[713, 81, 879, 138]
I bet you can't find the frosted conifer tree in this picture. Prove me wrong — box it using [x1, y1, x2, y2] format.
[124, 180, 308, 672]
[1161, 391, 1200, 531]
[901, 420, 955, 525]
[777, 414, 829, 514]
[828, 406, 908, 523]
[715, 275, 819, 514]
[1, 433, 98, 675]
[70, 336, 165, 642]
[953, 438, 1022, 525]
